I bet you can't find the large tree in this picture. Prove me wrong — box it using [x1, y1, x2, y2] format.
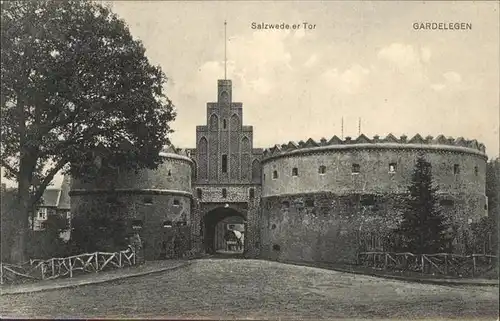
[396, 155, 450, 254]
[1, 0, 175, 262]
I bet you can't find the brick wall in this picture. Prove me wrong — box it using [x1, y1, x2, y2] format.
[72, 153, 192, 192]
[71, 192, 192, 260]
[262, 147, 486, 197]
[260, 191, 487, 264]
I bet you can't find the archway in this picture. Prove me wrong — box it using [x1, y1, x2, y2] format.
[202, 207, 246, 255]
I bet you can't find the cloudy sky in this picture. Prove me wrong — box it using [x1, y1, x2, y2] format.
[106, 1, 498, 158]
[2, 1, 499, 188]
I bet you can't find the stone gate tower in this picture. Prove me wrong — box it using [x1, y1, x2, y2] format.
[189, 79, 263, 257]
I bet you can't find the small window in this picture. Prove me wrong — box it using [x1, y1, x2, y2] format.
[453, 164, 460, 174]
[167, 169, 172, 176]
[282, 201, 290, 209]
[305, 199, 315, 207]
[318, 165, 326, 174]
[106, 196, 117, 204]
[249, 188, 255, 199]
[196, 188, 202, 199]
[37, 208, 47, 220]
[440, 199, 454, 206]
[389, 163, 397, 173]
[163, 220, 173, 228]
[272, 244, 281, 251]
[272, 170, 278, 179]
[474, 166, 478, 176]
[271, 224, 276, 230]
[173, 199, 180, 206]
[223, 119, 227, 129]
[132, 220, 143, 229]
[143, 197, 153, 205]
[361, 195, 376, 206]
[292, 167, 298, 177]
[352, 164, 360, 174]
[222, 154, 228, 173]
[222, 188, 227, 198]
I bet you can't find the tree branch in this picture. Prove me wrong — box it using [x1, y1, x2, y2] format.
[1, 159, 18, 177]
[29, 159, 67, 207]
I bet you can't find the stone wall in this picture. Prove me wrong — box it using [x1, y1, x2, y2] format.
[194, 184, 260, 203]
[261, 145, 487, 222]
[260, 191, 488, 264]
[70, 152, 194, 260]
[72, 152, 193, 193]
[71, 191, 192, 260]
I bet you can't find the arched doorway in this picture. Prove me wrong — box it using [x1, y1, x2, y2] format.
[202, 207, 246, 255]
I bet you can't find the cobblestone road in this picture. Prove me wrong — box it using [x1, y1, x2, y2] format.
[1, 259, 498, 319]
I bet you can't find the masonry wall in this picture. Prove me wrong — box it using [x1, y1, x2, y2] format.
[72, 154, 192, 193]
[262, 147, 486, 197]
[70, 153, 195, 260]
[259, 145, 488, 264]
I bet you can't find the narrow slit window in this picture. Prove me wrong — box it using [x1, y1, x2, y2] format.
[223, 119, 227, 129]
[132, 220, 143, 229]
[292, 167, 298, 177]
[143, 197, 153, 205]
[272, 170, 278, 179]
[222, 188, 227, 198]
[474, 166, 478, 176]
[453, 164, 460, 175]
[352, 164, 360, 174]
[196, 188, 202, 199]
[222, 154, 228, 173]
[319, 165, 326, 174]
[249, 188, 255, 199]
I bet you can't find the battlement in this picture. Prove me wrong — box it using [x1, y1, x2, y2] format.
[262, 133, 487, 159]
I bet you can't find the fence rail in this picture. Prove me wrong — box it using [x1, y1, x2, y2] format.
[357, 251, 497, 277]
[1, 247, 136, 285]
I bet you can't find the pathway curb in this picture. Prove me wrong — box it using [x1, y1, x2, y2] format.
[0, 261, 192, 296]
[282, 261, 499, 287]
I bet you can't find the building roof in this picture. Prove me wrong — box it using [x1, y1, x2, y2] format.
[40, 189, 61, 207]
[57, 176, 71, 210]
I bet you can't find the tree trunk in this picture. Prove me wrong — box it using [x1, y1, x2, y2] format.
[10, 168, 32, 263]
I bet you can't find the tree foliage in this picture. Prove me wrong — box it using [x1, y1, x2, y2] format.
[70, 195, 128, 253]
[1, 0, 175, 262]
[396, 156, 451, 253]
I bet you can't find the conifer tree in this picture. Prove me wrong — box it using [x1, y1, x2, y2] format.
[397, 155, 450, 253]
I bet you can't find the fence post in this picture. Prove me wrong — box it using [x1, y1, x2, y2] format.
[40, 263, 45, 280]
[472, 255, 476, 277]
[95, 252, 99, 272]
[421, 255, 425, 273]
[119, 251, 122, 268]
[51, 258, 55, 277]
[444, 254, 448, 275]
[384, 253, 388, 270]
[69, 258, 73, 278]
[0, 263, 3, 285]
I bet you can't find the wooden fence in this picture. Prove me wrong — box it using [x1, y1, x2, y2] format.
[357, 252, 497, 277]
[0, 247, 136, 285]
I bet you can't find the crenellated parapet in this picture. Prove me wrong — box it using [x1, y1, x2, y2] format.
[262, 133, 487, 161]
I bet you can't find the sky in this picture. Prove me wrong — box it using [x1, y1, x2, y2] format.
[2, 1, 499, 188]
